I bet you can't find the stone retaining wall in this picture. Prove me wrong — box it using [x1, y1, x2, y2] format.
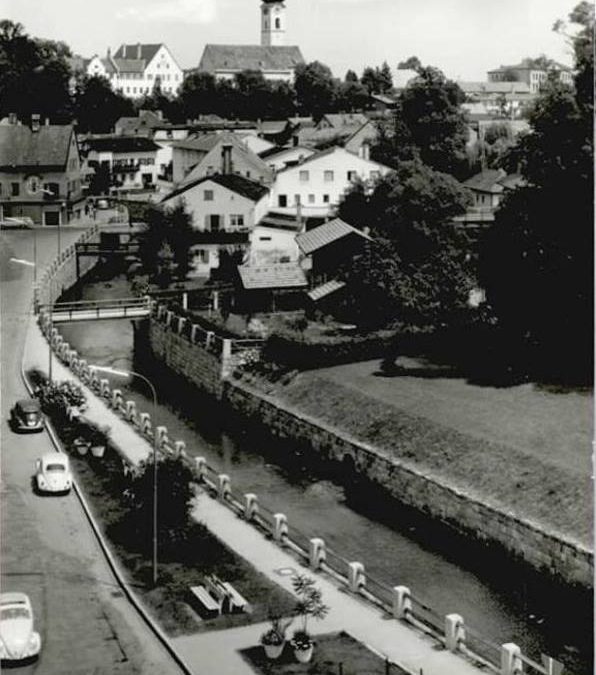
[143, 301, 594, 589]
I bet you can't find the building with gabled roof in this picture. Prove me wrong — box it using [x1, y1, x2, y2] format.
[73, 43, 183, 99]
[487, 59, 573, 93]
[269, 146, 392, 217]
[0, 115, 84, 225]
[161, 171, 270, 277]
[197, 1, 304, 81]
[173, 131, 275, 186]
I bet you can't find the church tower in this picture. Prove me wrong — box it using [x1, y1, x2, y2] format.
[261, 0, 286, 47]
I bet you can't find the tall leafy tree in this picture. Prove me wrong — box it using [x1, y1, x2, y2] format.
[397, 56, 422, 72]
[178, 71, 218, 119]
[398, 66, 468, 176]
[336, 161, 473, 328]
[73, 75, 134, 133]
[479, 2, 593, 382]
[0, 20, 72, 122]
[294, 61, 338, 119]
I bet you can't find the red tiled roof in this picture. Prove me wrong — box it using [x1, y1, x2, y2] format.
[0, 124, 74, 170]
[198, 44, 304, 73]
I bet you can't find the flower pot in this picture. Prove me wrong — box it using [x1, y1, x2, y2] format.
[91, 444, 105, 458]
[74, 440, 90, 456]
[293, 643, 314, 663]
[263, 642, 285, 659]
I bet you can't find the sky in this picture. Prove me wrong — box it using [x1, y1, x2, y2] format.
[3, 0, 578, 80]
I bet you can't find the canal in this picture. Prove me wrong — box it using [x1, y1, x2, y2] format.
[59, 273, 592, 675]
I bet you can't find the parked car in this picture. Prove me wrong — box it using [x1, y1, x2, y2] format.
[0, 216, 35, 229]
[10, 399, 44, 433]
[0, 593, 41, 663]
[35, 454, 72, 495]
[96, 198, 109, 209]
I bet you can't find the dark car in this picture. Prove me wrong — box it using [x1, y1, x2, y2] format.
[10, 399, 44, 433]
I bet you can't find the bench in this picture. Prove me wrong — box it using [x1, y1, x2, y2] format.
[189, 585, 220, 619]
[221, 582, 249, 613]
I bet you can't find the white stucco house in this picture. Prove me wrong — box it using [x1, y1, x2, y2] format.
[268, 146, 392, 217]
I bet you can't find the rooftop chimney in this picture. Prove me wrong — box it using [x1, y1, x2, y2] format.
[31, 114, 41, 132]
[221, 144, 233, 175]
[107, 47, 111, 58]
[292, 135, 299, 147]
[8, 113, 17, 125]
[137, 42, 142, 59]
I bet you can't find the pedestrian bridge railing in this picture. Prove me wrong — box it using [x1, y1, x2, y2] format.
[39, 297, 152, 323]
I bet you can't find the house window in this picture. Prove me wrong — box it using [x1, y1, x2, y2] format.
[229, 214, 245, 229]
[259, 236, 272, 241]
[278, 195, 287, 207]
[195, 249, 209, 264]
[246, 171, 251, 178]
[299, 170, 309, 182]
[275, 17, 280, 28]
[324, 170, 334, 182]
[11, 182, 20, 197]
[294, 194, 301, 205]
[148, 73, 153, 79]
[206, 166, 214, 176]
[323, 194, 329, 203]
[308, 194, 315, 204]
[369, 170, 380, 180]
[347, 170, 356, 181]
[26, 176, 40, 195]
[204, 190, 214, 201]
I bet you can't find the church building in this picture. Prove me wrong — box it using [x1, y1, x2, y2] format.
[197, 1, 305, 81]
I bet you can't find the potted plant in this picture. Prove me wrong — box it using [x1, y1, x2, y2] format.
[290, 574, 329, 663]
[89, 425, 110, 458]
[260, 613, 292, 660]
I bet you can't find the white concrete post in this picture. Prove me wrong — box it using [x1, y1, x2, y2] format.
[177, 317, 186, 334]
[244, 493, 258, 520]
[212, 290, 219, 311]
[348, 562, 366, 592]
[182, 292, 188, 310]
[206, 331, 214, 347]
[125, 400, 137, 421]
[218, 473, 231, 500]
[392, 586, 412, 620]
[165, 310, 173, 327]
[221, 339, 232, 360]
[190, 324, 200, 343]
[139, 411, 152, 434]
[194, 456, 206, 481]
[500, 643, 523, 675]
[445, 614, 465, 652]
[309, 538, 326, 571]
[273, 513, 288, 544]
[111, 389, 123, 409]
[100, 378, 110, 396]
[155, 425, 168, 447]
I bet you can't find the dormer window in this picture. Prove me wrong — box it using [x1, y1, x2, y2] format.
[275, 17, 280, 28]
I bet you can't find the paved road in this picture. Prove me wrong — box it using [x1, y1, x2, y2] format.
[1, 229, 181, 675]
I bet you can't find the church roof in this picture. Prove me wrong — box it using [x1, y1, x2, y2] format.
[198, 44, 304, 74]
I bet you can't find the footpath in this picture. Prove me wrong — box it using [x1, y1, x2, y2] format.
[24, 317, 484, 675]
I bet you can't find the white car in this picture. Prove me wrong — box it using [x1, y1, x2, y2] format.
[35, 454, 72, 494]
[0, 593, 41, 663]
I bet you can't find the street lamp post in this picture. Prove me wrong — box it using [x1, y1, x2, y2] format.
[89, 365, 159, 587]
[40, 188, 61, 255]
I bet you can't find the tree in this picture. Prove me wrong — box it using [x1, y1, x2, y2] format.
[294, 61, 338, 119]
[336, 161, 473, 329]
[73, 75, 134, 133]
[398, 56, 422, 72]
[398, 66, 468, 176]
[178, 71, 218, 119]
[124, 457, 196, 550]
[0, 20, 72, 122]
[378, 61, 393, 93]
[234, 69, 270, 119]
[138, 202, 195, 283]
[479, 2, 594, 383]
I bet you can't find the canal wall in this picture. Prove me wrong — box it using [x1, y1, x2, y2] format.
[143, 311, 594, 589]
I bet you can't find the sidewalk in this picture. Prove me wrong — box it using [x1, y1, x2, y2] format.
[24, 318, 484, 675]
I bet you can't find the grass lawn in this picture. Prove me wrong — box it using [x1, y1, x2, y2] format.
[268, 362, 593, 545]
[240, 631, 409, 675]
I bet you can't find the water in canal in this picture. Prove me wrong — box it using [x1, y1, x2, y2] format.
[59, 274, 592, 675]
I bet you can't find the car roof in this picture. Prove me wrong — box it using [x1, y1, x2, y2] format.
[16, 399, 41, 411]
[41, 453, 68, 465]
[0, 592, 30, 606]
